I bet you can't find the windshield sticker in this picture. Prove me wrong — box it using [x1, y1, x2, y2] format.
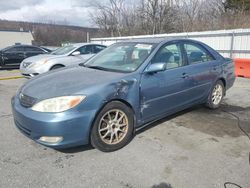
[135, 44, 152, 50]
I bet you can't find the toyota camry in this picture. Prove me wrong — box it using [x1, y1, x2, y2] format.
[12, 39, 235, 152]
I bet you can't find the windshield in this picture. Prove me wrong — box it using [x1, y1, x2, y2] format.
[83, 42, 155, 73]
[51, 45, 76, 55]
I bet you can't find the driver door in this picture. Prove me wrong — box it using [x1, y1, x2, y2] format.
[140, 42, 192, 122]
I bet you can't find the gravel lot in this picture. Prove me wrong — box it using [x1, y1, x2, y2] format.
[0, 70, 249, 188]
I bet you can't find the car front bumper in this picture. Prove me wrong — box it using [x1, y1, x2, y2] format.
[11, 96, 96, 149]
[20, 63, 50, 78]
[20, 66, 40, 78]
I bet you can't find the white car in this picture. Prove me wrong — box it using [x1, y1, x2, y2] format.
[20, 43, 106, 77]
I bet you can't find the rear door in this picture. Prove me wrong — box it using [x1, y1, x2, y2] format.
[182, 42, 220, 102]
[2, 46, 24, 65]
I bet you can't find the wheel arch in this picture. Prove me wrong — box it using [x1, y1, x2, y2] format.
[110, 99, 135, 113]
[218, 77, 226, 88]
[50, 64, 65, 70]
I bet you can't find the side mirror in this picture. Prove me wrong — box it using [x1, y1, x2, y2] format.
[145, 62, 166, 73]
[72, 51, 80, 56]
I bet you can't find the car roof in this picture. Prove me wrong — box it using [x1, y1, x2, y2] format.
[0, 44, 44, 51]
[70, 43, 106, 48]
[121, 38, 203, 45]
[123, 38, 168, 44]
[11, 44, 41, 48]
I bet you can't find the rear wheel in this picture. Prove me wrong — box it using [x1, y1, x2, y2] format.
[50, 64, 64, 70]
[91, 101, 134, 152]
[206, 80, 225, 109]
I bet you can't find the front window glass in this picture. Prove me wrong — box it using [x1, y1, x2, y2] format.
[83, 42, 155, 72]
[51, 45, 75, 55]
[93, 45, 106, 53]
[24, 47, 43, 52]
[152, 43, 183, 69]
[77, 45, 92, 54]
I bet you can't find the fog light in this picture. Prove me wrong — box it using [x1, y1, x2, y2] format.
[39, 136, 63, 143]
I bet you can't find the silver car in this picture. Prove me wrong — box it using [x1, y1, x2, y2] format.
[20, 43, 106, 77]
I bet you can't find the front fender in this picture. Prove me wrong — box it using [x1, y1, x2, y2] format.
[78, 75, 141, 128]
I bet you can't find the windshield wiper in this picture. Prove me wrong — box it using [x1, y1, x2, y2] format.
[79, 64, 126, 73]
[85, 65, 110, 71]
[79, 63, 86, 67]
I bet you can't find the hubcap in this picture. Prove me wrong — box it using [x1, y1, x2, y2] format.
[212, 84, 223, 105]
[98, 109, 128, 145]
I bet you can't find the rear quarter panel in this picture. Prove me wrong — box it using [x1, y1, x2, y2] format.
[203, 42, 235, 90]
[222, 58, 236, 90]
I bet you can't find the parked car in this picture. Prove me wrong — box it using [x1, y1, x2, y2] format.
[20, 43, 107, 77]
[0, 45, 51, 67]
[12, 39, 235, 152]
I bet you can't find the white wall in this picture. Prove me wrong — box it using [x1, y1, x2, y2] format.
[91, 28, 250, 58]
[0, 31, 34, 49]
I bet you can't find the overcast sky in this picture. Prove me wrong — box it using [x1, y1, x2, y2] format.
[0, 0, 101, 27]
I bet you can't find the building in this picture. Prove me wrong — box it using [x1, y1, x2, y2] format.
[0, 30, 34, 49]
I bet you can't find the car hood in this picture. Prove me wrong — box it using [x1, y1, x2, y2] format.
[20, 66, 127, 100]
[23, 54, 66, 63]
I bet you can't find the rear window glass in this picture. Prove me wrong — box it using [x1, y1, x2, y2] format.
[184, 44, 215, 64]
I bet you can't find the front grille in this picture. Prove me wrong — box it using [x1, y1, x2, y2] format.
[22, 62, 32, 68]
[19, 93, 37, 108]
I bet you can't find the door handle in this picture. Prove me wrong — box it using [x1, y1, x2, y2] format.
[181, 73, 189, 79]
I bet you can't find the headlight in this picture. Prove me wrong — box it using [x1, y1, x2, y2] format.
[30, 60, 48, 69]
[22, 61, 33, 68]
[31, 96, 85, 112]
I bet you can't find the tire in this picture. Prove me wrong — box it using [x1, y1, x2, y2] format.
[206, 80, 225, 109]
[50, 65, 64, 70]
[90, 101, 134, 152]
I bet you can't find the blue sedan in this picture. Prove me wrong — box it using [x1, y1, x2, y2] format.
[11, 39, 235, 152]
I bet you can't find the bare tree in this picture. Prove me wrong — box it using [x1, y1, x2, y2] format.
[90, 0, 250, 36]
[138, 0, 174, 34]
[89, 0, 126, 37]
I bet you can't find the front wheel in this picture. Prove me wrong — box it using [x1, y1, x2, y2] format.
[90, 101, 134, 152]
[206, 80, 225, 109]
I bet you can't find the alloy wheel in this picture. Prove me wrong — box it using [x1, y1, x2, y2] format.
[98, 109, 129, 145]
[211, 84, 223, 105]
